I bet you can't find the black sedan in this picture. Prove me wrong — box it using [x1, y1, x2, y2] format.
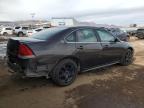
[7, 26, 134, 86]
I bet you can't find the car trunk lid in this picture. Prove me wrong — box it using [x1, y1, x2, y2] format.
[7, 37, 45, 62]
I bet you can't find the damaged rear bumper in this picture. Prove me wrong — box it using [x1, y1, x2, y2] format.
[7, 59, 49, 78]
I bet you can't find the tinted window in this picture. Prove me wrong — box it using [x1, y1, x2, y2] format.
[5, 28, 12, 30]
[15, 27, 20, 29]
[31, 27, 67, 40]
[137, 29, 144, 32]
[35, 29, 43, 32]
[43, 27, 50, 29]
[66, 32, 75, 42]
[97, 30, 115, 42]
[22, 27, 29, 30]
[76, 29, 97, 42]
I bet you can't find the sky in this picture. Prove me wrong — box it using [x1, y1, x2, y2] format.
[0, 0, 144, 25]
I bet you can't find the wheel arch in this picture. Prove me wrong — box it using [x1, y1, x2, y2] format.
[56, 56, 81, 71]
[61, 56, 80, 66]
[128, 47, 134, 53]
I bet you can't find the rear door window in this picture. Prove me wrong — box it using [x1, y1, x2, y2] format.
[76, 29, 98, 42]
[65, 32, 76, 42]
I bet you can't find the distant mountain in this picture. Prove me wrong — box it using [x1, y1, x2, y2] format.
[0, 20, 120, 28]
[0, 20, 50, 26]
[0, 21, 14, 26]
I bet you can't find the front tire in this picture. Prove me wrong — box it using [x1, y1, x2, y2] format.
[51, 59, 78, 86]
[120, 49, 133, 66]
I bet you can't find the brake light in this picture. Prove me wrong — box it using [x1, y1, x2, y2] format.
[18, 44, 34, 58]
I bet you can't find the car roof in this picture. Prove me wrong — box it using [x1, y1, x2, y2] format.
[56, 26, 104, 31]
[69, 26, 102, 29]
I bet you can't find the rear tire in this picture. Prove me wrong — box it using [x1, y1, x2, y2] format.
[120, 49, 133, 66]
[51, 59, 78, 86]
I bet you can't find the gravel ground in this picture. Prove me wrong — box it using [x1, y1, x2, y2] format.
[0, 37, 144, 108]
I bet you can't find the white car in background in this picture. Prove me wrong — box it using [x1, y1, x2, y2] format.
[0, 27, 13, 36]
[13, 26, 30, 37]
[27, 28, 43, 36]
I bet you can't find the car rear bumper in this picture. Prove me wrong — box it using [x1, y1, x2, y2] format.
[7, 59, 49, 78]
[7, 60, 26, 75]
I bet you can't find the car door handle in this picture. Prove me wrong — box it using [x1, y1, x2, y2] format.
[77, 46, 83, 50]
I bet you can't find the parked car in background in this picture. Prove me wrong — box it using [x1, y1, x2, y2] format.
[27, 28, 43, 36]
[7, 26, 134, 86]
[0, 27, 13, 36]
[13, 26, 30, 37]
[136, 28, 144, 39]
[105, 27, 129, 41]
[127, 30, 137, 36]
[43, 26, 50, 29]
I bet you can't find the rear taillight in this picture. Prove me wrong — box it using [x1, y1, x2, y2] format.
[18, 44, 34, 58]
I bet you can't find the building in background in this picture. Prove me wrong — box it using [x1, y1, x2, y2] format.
[51, 17, 78, 26]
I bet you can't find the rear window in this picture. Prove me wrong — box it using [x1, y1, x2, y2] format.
[15, 27, 20, 29]
[137, 29, 144, 32]
[31, 27, 67, 40]
[22, 27, 29, 30]
[5, 28, 12, 30]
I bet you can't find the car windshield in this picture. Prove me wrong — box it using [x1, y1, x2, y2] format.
[31, 27, 67, 40]
[22, 27, 29, 30]
[137, 29, 144, 32]
[15, 27, 20, 29]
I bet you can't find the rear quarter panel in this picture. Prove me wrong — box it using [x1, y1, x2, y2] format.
[33, 41, 76, 64]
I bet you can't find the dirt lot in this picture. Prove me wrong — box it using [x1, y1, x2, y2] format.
[0, 38, 144, 108]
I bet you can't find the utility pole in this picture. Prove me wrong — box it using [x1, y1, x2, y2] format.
[30, 13, 35, 20]
[30, 13, 35, 28]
